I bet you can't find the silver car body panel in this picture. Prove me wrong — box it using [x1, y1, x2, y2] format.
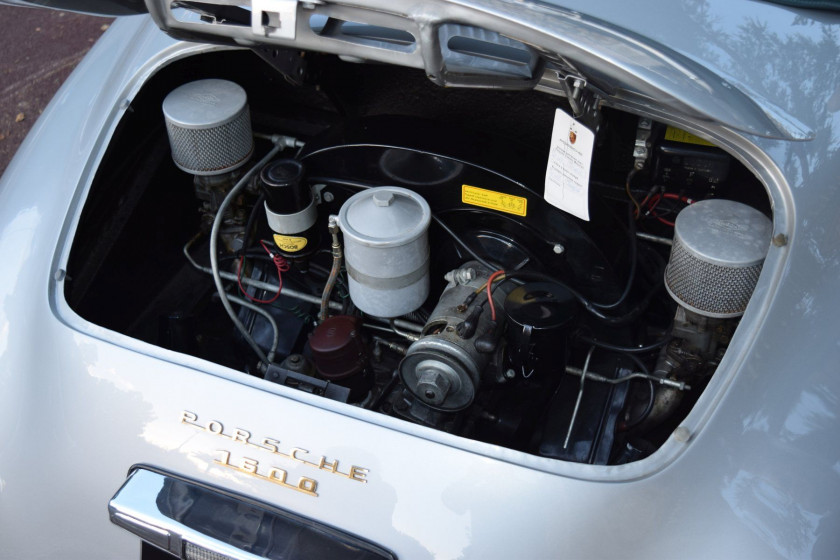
[0, 2, 839, 558]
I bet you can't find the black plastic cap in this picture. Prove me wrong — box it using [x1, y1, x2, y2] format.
[259, 159, 311, 214]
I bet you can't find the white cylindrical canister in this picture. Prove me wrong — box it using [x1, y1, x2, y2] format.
[338, 187, 431, 317]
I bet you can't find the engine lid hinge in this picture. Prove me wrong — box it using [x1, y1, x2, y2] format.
[251, 0, 301, 40]
[559, 72, 601, 131]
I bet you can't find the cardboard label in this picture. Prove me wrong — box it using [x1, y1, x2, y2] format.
[664, 126, 716, 147]
[544, 108, 595, 221]
[273, 234, 308, 252]
[462, 184, 527, 217]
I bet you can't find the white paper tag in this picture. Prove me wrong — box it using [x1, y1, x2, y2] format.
[544, 108, 595, 221]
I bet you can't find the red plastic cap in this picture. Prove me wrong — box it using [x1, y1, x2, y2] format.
[309, 315, 366, 380]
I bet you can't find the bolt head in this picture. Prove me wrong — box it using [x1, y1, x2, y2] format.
[673, 426, 691, 443]
[416, 368, 451, 406]
[373, 191, 394, 207]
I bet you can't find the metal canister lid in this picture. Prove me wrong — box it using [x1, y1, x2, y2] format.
[338, 187, 431, 247]
[674, 199, 772, 267]
[162, 79, 248, 130]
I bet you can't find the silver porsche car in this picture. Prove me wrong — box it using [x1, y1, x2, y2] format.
[1, 0, 839, 558]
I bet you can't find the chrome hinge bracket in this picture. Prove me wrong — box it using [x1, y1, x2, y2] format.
[633, 117, 653, 169]
[559, 72, 601, 130]
[560, 74, 587, 117]
[252, 0, 301, 40]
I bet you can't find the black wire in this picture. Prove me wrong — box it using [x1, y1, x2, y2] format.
[623, 352, 650, 374]
[489, 269, 640, 325]
[221, 251, 272, 264]
[308, 176, 378, 191]
[431, 215, 497, 271]
[624, 379, 656, 429]
[239, 193, 265, 258]
[370, 372, 400, 411]
[585, 275, 664, 326]
[492, 269, 574, 296]
[620, 351, 655, 429]
[578, 335, 670, 354]
[234, 193, 268, 302]
[591, 203, 637, 311]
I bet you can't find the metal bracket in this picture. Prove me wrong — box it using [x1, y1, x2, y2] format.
[251, 0, 298, 40]
[633, 117, 653, 169]
[265, 364, 351, 402]
[559, 72, 601, 131]
[252, 45, 308, 85]
[560, 74, 587, 117]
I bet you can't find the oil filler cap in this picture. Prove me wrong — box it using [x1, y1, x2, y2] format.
[373, 191, 394, 206]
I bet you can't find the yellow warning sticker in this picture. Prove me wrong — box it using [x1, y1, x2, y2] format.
[664, 127, 716, 147]
[273, 234, 308, 252]
[462, 185, 527, 217]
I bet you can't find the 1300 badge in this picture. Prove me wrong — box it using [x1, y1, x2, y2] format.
[181, 410, 370, 498]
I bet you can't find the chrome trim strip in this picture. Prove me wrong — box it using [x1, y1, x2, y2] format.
[108, 469, 265, 560]
[108, 468, 396, 560]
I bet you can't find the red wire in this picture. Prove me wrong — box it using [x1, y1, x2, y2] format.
[645, 193, 693, 228]
[237, 241, 289, 304]
[486, 270, 505, 321]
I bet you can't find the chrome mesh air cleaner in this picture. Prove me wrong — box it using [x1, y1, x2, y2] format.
[665, 199, 772, 318]
[162, 79, 253, 175]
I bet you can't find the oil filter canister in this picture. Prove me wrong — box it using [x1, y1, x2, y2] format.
[337, 187, 431, 318]
[259, 159, 318, 257]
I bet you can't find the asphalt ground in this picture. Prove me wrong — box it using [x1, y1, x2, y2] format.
[0, 5, 112, 175]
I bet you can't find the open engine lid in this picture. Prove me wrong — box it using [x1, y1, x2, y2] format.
[6, 0, 833, 140]
[1, 0, 145, 15]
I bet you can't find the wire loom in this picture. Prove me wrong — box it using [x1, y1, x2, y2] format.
[237, 239, 290, 304]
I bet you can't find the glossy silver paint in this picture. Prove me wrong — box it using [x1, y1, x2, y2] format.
[0, 2, 838, 559]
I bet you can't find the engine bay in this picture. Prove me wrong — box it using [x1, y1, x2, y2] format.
[65, 49, 773, 466]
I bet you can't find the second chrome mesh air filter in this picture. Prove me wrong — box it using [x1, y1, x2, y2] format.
[665, 199, 772, 318]
[162, 79, 254, 176]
